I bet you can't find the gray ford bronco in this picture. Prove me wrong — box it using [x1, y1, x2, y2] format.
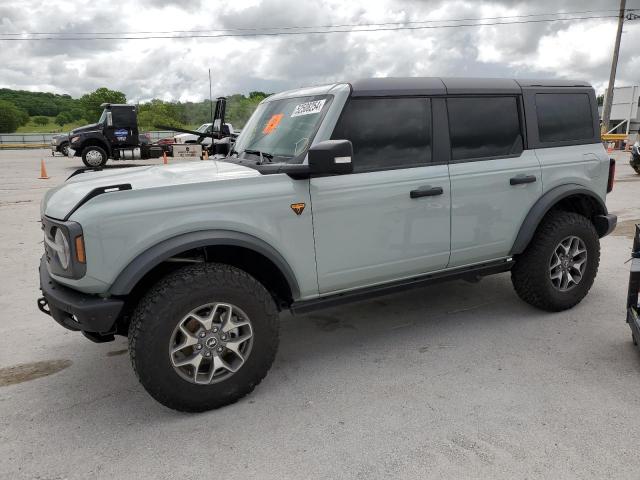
[38, 77, 617, 411]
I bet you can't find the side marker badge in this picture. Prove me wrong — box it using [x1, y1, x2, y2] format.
[290, 203, 306, 215]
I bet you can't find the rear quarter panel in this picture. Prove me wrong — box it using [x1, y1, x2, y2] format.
[534, 143, 609, 201]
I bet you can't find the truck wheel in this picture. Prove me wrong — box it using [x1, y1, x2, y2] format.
[511, 210, 600, 312]
[60, 143, 69, 157]
[128, 263, 279, 412]
[632, 164, 640, 175]
[81, 146, 107, 167]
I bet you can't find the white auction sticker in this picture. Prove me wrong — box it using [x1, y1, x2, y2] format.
[291, 99, 326, 117]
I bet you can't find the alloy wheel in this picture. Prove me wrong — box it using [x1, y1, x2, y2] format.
[548, 235, 588, 292]
[169, 303, 254, 385]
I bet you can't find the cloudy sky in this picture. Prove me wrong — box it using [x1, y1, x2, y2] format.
[0, 0, 638, 102]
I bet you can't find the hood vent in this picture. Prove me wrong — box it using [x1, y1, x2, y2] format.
[63, 184, 132, 221]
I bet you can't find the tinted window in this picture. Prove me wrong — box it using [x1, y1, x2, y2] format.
[448, 97, 523, 161]
[536, 93, 594, 142]
[331, 98, 431, 172]
[112, 107, 136, 127]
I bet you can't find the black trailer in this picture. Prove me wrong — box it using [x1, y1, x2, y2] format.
[627, 224, 640, 347]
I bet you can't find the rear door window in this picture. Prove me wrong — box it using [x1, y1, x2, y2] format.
[447, 96, 523, 161]
[535, 93, 594, 142]
[331, 97, 432, 172]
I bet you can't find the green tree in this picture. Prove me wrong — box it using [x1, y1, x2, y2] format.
[55, 111, 73, 126]
[0, 100, 24, 132]
[32, 115, 49, 126]
[80, 87, 127, 121]
[14, 107, 29, 127]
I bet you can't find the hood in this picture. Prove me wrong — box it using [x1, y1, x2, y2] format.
[70, 122, 101, 135]
[42, 160, 261, 220]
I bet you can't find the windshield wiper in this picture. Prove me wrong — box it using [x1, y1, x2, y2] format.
[243, 149, 274, 164]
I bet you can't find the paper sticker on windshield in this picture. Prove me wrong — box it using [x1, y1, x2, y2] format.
[263, 113, 283, 134]
[291, 99, 326, 117]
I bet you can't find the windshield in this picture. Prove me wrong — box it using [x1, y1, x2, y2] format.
[196, 123, 212, 133]
[232, 95, 331, 162]
[98, 109, 107, 124]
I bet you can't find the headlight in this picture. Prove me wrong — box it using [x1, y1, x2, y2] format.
[42, 217, 86, 279]
[71, 136, 80, 143]
[53, 228, 71, 269]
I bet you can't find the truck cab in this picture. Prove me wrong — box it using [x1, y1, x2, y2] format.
[68, 103, 162, 167]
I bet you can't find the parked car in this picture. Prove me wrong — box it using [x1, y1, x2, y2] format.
[37, 77, 616, 412]
[173, 122, 234, 143]
[156, 136, 175, 145]
[50, 134, 69, 156]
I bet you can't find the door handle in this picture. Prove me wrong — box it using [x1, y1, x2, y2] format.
[509, 175, 537, 186]
[410, 186, 443, 198]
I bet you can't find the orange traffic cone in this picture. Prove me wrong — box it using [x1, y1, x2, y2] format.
[203, 150, 209, 161]
[163, 151, 168, 164]
[38, 158, 50, 179]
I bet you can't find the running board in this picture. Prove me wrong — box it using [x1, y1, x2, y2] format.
[290, 259, 513, 315]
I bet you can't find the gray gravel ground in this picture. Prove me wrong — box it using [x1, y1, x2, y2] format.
[0, 149, 639, 479]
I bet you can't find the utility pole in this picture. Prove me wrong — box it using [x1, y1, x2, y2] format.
[601, 0, 626, 133]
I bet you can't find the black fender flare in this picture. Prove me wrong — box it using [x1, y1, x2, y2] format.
[510, 184, 608, 256]
[108, 230, 300, 298]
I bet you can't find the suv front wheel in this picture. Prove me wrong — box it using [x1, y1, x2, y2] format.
[511, 210, 600, 312]
[128, 263, 279, 412]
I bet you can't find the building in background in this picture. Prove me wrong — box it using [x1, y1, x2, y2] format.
[602, 85, 640, 137]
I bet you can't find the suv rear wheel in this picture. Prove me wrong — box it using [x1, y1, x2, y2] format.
[81, 146, 108, 167]
[511, 210, 600, 312]
[128, 263, 279, 412]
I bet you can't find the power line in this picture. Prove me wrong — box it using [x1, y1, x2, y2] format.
[0, 8, 630, 36]
[0, 14, 624, 41]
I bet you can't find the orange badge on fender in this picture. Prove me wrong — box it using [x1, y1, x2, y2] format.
[290, 203, 305, 215]
[263, 114, 284, 134]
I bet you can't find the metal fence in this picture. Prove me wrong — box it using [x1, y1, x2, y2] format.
[0, 131, 178, 148]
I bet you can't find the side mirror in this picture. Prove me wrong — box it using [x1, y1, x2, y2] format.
[106, 111, 113, 127]
[308, 140, 353, 175]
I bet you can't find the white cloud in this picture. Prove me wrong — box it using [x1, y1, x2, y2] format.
[0, 0, 636, 100]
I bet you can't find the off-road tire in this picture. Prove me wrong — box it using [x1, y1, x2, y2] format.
[128, 263, 279, 412]
[511, 210, 600, 312]
[60, 142, 69, 157]
[81, 146, 108, 167]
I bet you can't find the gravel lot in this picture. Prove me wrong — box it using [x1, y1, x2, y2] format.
[1, 149, 639, 479]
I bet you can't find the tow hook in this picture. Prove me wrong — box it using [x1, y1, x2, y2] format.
[37, 297, 51, 316]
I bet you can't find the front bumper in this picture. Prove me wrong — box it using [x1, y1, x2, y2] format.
[38, 256, 123, 339]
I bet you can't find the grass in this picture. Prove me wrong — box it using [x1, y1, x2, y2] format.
[15, 116, 89, 134]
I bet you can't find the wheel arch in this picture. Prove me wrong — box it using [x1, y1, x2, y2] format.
[109, 230, 300, 306]
[510, 184, 608, 256]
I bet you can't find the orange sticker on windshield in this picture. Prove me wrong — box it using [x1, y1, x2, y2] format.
[263, 113, 283, 134]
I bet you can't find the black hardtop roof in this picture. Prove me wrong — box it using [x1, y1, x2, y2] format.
[349, 77, 592, 97]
